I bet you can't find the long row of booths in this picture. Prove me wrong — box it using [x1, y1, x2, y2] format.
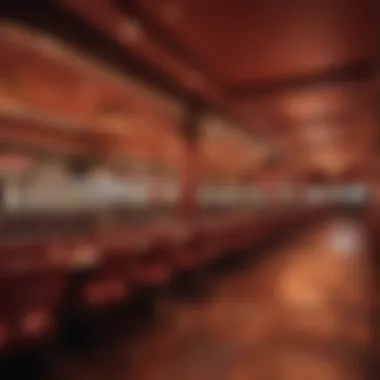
[0, 205, 328, 355]
[0, 19, 330, 357]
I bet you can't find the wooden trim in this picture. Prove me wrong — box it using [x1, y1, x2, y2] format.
[115, 0, 224, 87]
[0, 112, 85, 155]
[2, 1, 198, 105]
[179, 105, 203, 218]
[229, 61, 375, 99]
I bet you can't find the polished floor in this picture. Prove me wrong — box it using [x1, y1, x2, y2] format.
[51, 217, 374, 380]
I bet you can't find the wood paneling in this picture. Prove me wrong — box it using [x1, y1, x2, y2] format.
[57, 0, 225, 106]
[129, 0, 375, 86]
[199, 116, 259, 180]
[0, 21, 184, 167]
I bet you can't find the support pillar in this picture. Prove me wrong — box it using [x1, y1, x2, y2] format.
[178, 104, 202, 220]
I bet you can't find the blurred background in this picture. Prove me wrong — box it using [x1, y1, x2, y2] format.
[0, 1, 379, 379]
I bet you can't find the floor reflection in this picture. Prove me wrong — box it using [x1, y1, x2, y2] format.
[52, 217, 372, 380]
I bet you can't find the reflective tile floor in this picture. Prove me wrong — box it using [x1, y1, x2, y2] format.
[51, 217, 374, 380]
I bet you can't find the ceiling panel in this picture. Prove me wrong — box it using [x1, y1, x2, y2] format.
[0, 21, 184, 166]
[131, 0, 375, 85]
[14, 0, 377, 182]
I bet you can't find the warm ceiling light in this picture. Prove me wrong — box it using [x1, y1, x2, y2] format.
[285, 97, 326, 117]
[280, 93, 343, 122]
[311, 150, 354, 176]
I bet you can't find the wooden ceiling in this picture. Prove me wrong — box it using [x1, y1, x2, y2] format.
[3, 0, 378, 181]
[0, 21, 184, 169]
[58, 0, 376, 97]
[123, 0, 375, 87]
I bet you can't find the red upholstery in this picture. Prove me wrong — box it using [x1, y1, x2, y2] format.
[0, 272, 67, 351]
[98, 225, 173, 287]
[81, 278, 130, 307]
[0, 207, 327, 353]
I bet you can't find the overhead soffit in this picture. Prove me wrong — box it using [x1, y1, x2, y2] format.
[55, 0, 376, 146]
[11, 0, 376, 179]
[120, 0, 377, 179]
[0, 21, 185, 165]
[127, 0, 375, 86]
[0, 21, 183, 126]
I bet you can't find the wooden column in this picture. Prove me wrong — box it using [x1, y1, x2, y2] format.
[179, 104, 202, 219]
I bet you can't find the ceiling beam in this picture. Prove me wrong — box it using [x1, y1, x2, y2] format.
[229, 60, 375, 99]
[4, 1, 248, 130]
[2, 1, 200, 106]
[114, 0, 224, 87]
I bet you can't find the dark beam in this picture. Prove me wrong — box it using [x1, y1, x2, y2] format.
[1, 1, 198, 106]
[0, 112, 85, 155]
[229, 61, 375, 99]
[180, 102, 204, 142]
[115, 0, 224, 87]
[178, 104, 203, 219]
[1, 1, 248, 132]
